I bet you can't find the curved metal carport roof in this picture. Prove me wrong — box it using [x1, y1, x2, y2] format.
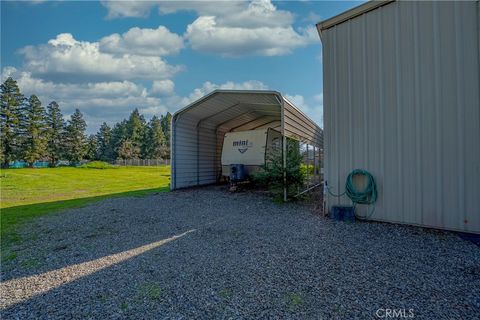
[171, 90, 323, 200]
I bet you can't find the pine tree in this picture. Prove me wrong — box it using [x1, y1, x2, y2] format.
[65, 109, 87, 165]
[22, 95, 48, 167]
[0, 77, 25, 167]
[126, 108, 145, 159]
[117, 139, 139, 160]
[111, 120, 128, 159]
[144, 116, 167, 159]
[160, 112, 172, 158]
[85, 134, 98, 161]
[96, 122, 113, 161]
[45, 101, 65, 167]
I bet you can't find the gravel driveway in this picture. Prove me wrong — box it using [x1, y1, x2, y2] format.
[1, 186, 479, 319]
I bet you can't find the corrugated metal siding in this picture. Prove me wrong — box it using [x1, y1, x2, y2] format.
[283, 99, 324, 147]
[322, 1, 480, 233]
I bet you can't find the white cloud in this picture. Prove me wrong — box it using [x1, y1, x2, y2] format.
[286, 94, 307, 110]
[99, 26, 184, 56]
[303, 11, 322, 24]
[286, 93, 323, 127]
[313, 93, 323, 104]
[2, 67, 272, 133]
[151, 80, 175, 96]
[218, 0, 293, 28]
[181, 0, 317, 57]
[101, 0, 242, 19]
[185, 16, 317, 57]
[102, 0, 316, 57]
[156, 1, 242, 17]
[159, 0, 294, 28]
[3, 62, 320, 134]
[1, 66, 18, 81]
[123, 0, 292, 28]
[183, 80, 269, 104]
[101, 0, 159, 19]
[3, 67, 146, 99]
[2, 67, 166, 132]
[19, 33, 183, 83]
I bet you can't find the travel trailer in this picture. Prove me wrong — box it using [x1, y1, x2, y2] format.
[221, 128, 282, 178]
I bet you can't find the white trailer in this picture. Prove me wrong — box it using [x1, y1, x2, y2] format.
[221, 128, 282, 177]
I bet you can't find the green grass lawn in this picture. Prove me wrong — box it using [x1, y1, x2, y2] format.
[0, 166, 170, 255]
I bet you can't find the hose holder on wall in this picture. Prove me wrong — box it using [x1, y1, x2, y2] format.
[326, 169, 378, 220]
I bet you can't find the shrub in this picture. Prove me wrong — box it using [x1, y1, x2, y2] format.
[252, 138, 305, 199]
[79, 161, 117, 169]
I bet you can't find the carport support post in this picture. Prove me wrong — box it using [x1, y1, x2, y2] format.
[283, 135, 287, 202]
[281, 100, 287, 202]
[197, 125, 200, 186]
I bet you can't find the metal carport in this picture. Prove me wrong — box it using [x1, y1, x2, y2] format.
[171, 90, 323, 201]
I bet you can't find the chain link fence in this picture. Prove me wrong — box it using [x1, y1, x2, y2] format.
[111, 159, 170, 166]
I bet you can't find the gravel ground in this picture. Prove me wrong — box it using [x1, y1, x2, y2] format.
[1, 186, 479, 319]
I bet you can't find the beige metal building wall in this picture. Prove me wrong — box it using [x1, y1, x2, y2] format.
[318, 0, 480, 233]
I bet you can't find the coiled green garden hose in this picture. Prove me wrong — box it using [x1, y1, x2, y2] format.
[326, 169, 378, 220]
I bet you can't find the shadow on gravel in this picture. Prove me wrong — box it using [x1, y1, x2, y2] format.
[0, 229, 196, 313]
[1, 227, 223, 320]
[1, 187, 170, 281]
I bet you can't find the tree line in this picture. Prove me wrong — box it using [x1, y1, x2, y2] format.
[0, 77, 171, 168]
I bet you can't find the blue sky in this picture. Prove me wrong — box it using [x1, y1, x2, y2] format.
[1, 0, 362, 133]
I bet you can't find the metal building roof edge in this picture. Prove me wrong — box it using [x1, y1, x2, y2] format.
[172, 90, 322, 131]
[281, 95, 322, 131]
[316, 0, 394, 35]
[172, 89, 283, 121]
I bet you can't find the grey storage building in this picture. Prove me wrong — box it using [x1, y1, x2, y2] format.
[317, 0, 480, 233]
[171, 90, 323, 200]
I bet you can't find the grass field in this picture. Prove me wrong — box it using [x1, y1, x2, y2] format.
[0, 166, 170, 254]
